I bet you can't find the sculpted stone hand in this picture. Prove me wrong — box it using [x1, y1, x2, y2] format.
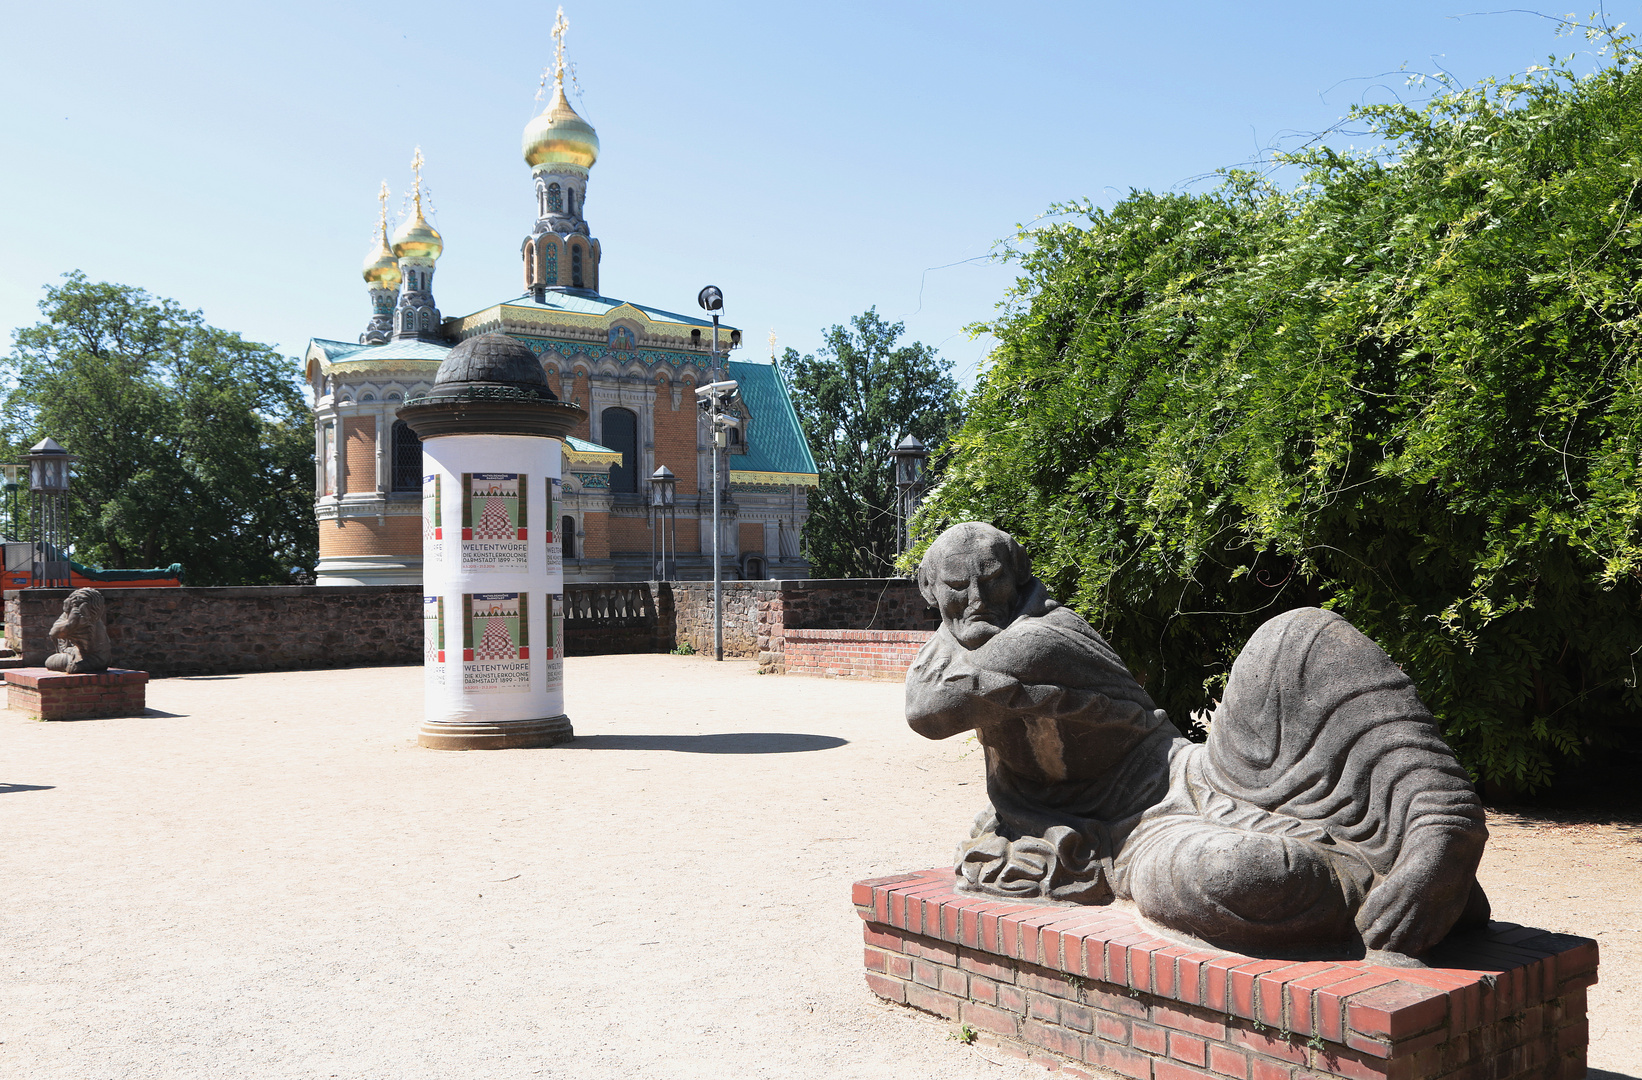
[906, 523, 1491, 961]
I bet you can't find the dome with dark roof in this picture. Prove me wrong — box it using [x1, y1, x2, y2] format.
[434, 333, 553, 391]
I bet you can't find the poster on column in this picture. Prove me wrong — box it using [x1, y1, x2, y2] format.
[461, 473, 528, 571]
[423, 473, 443, 566]
[545, 476, 563, 571]
[463, 593, 531, 692]
[545, 593, 564, 691]
[423, 595, 445, 684]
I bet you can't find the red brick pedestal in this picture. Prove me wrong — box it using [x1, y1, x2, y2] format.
[5, 667, 149, 720]
[855, 869, 1596, 1080]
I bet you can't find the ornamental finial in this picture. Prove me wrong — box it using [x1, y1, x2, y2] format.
[552, 7, 569, 90]
[411, 147, 425, 215]
[377, 180, 391, 236]
[769, 328, 778, 360]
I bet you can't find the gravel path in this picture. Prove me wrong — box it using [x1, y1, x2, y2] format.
[1, 656, 1635, 1079]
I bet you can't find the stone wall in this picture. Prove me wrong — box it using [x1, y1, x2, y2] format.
[665, 577, 937, 670]
[3, 578, 934, 677]
[5, 586, 422, 678]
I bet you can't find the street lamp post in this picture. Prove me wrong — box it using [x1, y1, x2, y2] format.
[649, 465, 677, 580]
[25, 438, 75, 588]
[697, 285, 729, 661]
[890, 434, 929, 560]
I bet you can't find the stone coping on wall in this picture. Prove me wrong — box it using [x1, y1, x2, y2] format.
[854, 869, 1596, 1080]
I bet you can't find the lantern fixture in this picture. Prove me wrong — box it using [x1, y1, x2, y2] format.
[891, 434, 928, 492]
[26, 438, 74, 494]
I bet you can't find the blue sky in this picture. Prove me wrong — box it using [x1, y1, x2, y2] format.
[1, 2, 1627, 386]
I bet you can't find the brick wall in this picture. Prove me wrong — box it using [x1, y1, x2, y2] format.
[342, 415, 376, 491]
[581, 511, 609, 558]
[855, 870, 1597, 1080]
[6, 586, 421, 677]
[317, 517, 422, 558]
[608, 514, 655, 554]
[738, 522, 764, 554]
[784, 628, 932, 680]
[654, 379, 698, 492]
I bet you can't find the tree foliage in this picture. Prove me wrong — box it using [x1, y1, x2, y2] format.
[917, 28, 1642, 791]
[2, 273, 317, 585]
[779, 309, 963, 577]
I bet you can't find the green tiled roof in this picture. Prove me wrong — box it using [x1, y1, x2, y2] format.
[308, 338, 450, 365]
[310, 338, 367, 362]
[726, 359, 818, 481]
[501, 292, 733, 331]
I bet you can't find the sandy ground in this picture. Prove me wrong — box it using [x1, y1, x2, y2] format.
[0, 656, 1636, 1080]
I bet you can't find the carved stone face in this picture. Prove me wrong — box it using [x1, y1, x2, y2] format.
[929, 536, 1020, 650]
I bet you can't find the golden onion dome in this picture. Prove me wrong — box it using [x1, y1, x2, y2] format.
[362, 229, 402, 288]
[391, 205, 443, 262]
[522, 84, 599, 173]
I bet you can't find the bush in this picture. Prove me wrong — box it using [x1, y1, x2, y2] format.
[917, 26, 1642, 792]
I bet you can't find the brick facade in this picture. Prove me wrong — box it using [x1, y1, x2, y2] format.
[5, 667, 149, 720]
[317, 516, 422, 558]
[342, 415, 376, 491]
[855, 870, 1597, 1080]
[653, 379, 698, 491]
[783, 628, 932, 680]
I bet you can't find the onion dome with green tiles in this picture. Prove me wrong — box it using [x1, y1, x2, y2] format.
[398, 333, 583, 439]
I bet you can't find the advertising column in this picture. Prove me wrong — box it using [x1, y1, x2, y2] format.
[398, 333, 583, 750]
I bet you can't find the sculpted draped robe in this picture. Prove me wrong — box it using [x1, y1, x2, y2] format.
[907, 591, 1488, 956]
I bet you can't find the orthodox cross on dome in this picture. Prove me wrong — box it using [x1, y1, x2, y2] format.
[410, 146, 427, 215]
[377, 180, 391, 236]
[552, 7, 569, 90]
[769, 329, 778, 360]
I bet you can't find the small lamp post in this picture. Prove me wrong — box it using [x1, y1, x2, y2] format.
[25, 438, 75, 588]
[649, 465, 677, 580]
[889, 434, 929, 559]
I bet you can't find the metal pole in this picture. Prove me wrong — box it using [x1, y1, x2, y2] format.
[711, 312, 723, 662]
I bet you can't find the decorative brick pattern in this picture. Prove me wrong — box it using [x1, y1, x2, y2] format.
[5, 667, 148, 720]
[854, 870, 1596, 1080]
[783, 628, 932, 680]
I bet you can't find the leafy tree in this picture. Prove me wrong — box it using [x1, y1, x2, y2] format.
[779, 308, 963, 577]
[2, 272, 317, 585]
[918, 26, 1642, 792]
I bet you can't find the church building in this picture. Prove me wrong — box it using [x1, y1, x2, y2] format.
[303, 18, 817, 586]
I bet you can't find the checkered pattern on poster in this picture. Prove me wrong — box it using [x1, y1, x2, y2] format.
[462, 592, 531, 693]
[461, 473, 528, 571]
[422, 595, 445, 685]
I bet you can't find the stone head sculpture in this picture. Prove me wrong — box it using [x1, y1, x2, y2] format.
[45, 587, 111, 675]
[916, 522, 1037, 649]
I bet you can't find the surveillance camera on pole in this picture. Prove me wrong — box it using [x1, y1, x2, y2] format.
[698, 286, 728, 661]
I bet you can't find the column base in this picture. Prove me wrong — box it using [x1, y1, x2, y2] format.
[418, 714, 573, 750]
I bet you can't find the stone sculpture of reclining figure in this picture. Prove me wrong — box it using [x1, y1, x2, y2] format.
[906, 522, 1490, 963]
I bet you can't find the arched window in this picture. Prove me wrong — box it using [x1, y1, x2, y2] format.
[567, 188, 577, 216]
[419, 311, 432, 332]
[561, 515, 576, 558]
[727, 426, 741, 447]
[571, 245, 584, 289]
[600, 407, 638, 493]
[402, 312, 414, 331]
[543, 245, 558, 285]
[391, 420, 421, 492]
[547, 182, 562, 213]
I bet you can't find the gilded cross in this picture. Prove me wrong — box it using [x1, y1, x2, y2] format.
[376, 180, 390, 236]
[768, 329, 778, 360]
[410, 147, 425, 214]
[552, 7, 569, 89]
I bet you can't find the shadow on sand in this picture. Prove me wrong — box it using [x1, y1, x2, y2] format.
[562, 733, 846, 754]
[0, 784, 55, 794]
